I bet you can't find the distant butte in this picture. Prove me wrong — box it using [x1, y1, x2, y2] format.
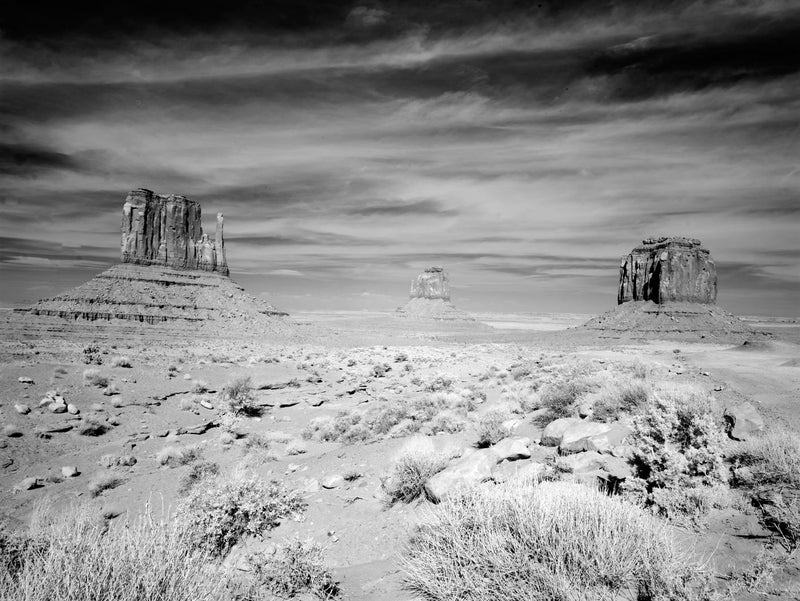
[23, 189, 287, 329]
[396, 267, 476, 321]
[583, 236, 759, 341]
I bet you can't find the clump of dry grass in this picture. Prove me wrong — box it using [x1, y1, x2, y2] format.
[87, 472, 125, 497]
[191, 379, 210, 394]
[382, 439, 449, 505]
[82, 369, 109, 388]
[246, 538, 339, 599]
[0, 501, 229, 601]
[110, 356, 132, 368]
[178, 460, 220, 495]
[219, 376, 260, 416]
[402, 480, 713, 601]
[474, 410, 512, 448]
[156, 445, 204, 467]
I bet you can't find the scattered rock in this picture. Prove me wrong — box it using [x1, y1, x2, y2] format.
[491, 437, 531, 462]
[539, 417, 582, 447]
[3, 424, 23, 438]
[14, 404, 30, 415]
[321, 475, 344, 489]
[559, 422, 632, 455]
[424, 449, 497, 503]
[17, 377, 34, 384]
[724, 402, 764, 441]
[49, 402, 67, 414]
[199, 400, 214, 410]
[14, 477, 42, 491]
[102, 505, 125, 520]
[61, 466, 80, 478]
[67, 404, 80, 415]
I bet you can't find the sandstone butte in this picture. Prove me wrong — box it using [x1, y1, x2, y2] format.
[618, 236, 717, 305]
[396, 267, 477, 322]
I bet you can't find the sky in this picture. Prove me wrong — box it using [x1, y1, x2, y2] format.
[0, 0, 798, 316]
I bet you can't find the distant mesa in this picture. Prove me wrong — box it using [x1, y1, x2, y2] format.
[584, 236, 758, 341]
[396, 267, 475, 321]
[121, 188, 228, 275]
[24, 189, 286, 328]
[618, 236, 716, 305]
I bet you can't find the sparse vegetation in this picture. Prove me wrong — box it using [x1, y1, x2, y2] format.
[383, 440, 449, 505]
[402, 480, 713, 601]
[82, 369, 109, 388]
[191, 379, 210, 393]
[156, 445, 203, 467]
[176, 471, 305, 556]
[87, 472, 125, 497]
[82, 344, 103, 365]
[178, 460, 220, 495]
[220, 376, 261, 416]
[78, 417, 110, 436]
[111, 356, 132, 368]
[0, 502, 228, 601]
[474, 410, 511, 447]
[246, 538, 339, 599]
[285, 439, 307, 456]
[593, 379, 652, 423]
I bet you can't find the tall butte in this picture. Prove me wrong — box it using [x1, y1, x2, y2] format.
[25, 189, 286, 329]
[396, 267, 475, 321]
[583, 236, 757, 341]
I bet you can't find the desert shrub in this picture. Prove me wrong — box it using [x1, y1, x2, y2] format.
[593, 379, 652, 423]
[537, 380, 589, 423]
[243, 432, 272, 451]
[178, 460, 220, 495]
[383, 440, 449, 505]
[247, 538, 339, 599]
[427, 411, 467, 435]
[82, 369, 109, 388]
[474, 410, 511, 448]
[509, 363, 533, 381]
[111, 356, 132, 368]
[729, 429, 800, 548]
[0, 502, 228, 601]
[501, 381, 539, 412]
[87, 472, 125, 497]
[423, 374, 455, 393]
[285, 440, 307, 456]
[157, 445, 203, 467]
[624, 388, 726, 521]
[82, 344, 103, 365]
[177, 472, 305, 556]
[630, 360, 649, 379]
[99, 454, 136, 468]
[219, 376, 260, 416]
[191, 379, 210, 394]
[402, 480, 713, 601]
[78, 417, 110, 436]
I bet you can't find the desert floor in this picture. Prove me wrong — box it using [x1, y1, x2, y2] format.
[1, 309, 799, 600]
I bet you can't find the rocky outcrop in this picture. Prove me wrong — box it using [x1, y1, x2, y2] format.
[618, 237, 716, 305]
[121, 189, 228, 276]
[410, 266, 450, 301]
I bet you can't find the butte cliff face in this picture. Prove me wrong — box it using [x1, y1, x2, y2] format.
[121, 189, 228, 276]
[618, 237, 716, 305]
[409, 266, 451, 301]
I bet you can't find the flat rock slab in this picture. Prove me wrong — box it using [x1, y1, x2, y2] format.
[491, 437, 531, 461]
[424, 449, 497, 503]
[540, 417, 582, 446]
[559, 422, 632, 454]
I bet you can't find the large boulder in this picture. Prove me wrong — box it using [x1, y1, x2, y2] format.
[424, 449, 497, 503]
[491, 437, 531, 462]
[559, 422, 632, 455]
[618, 237, 716, 305]
[540, 418, 582, 447]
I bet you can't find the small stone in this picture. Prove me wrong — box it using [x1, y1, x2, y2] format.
[67, 404, 80, 415]
[14, 477, 41, 491]
[321, 475, 344, 489]
[3, 424, 23, 437]
[49, 402, 67, 414]
[183, 374, 192, 380]
[90, 403, 105, 411]
[17, 377, 34, 384]
[199, 400, 214, 410]
[102, 505, 124, 519]
[14, 404, 31, 415]
[724, 402, 764, 442]
[61, 466, 80, 478]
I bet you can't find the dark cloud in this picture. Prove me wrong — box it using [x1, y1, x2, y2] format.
[0, 142, 82, 176]
[344, 199, 457, 217]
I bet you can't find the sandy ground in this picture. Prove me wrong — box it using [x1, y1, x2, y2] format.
[1, 309, 799, 599]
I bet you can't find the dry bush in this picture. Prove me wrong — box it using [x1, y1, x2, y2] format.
[176, 471, 305, 556]
[78, 417, 110, 437]
[87, 472, 125, 497]
[593, 378, 652, 423]
[82, 369, 109, 388]
[383, 439, 449, 505]
[501, 381, 539, 413]
[178, 460, 220, 495]
[536, 380, 588, 423]
[422, 374, 455, 393]
[402, 480, 713, 601]
[191, 380, 210, 394]
[729, 429, 800, 548]
[0, 501, 228, 601]
[219, 376, 260, 416]
[111, 356, 132, 368]
[285, 440, 307, 456]
[474, 410, 511, 448]
[157, 445, 203, 467]
[246, 538, 339, 599]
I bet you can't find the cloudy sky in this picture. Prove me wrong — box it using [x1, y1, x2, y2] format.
[1, 0, 798, 315]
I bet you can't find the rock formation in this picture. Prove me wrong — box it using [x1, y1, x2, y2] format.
[121, 189, 228, 276]
[583, 236, 759, 342]
[397, 267, 475, 321]
[22, 189, 288, 332]
[410, 267, 450, 301]
[618, 237, 716, 305]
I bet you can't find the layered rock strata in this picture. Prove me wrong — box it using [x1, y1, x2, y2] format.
[618, 237, 716, 305]
[410, 266, 450, 301]
[121, 189, 228, 275]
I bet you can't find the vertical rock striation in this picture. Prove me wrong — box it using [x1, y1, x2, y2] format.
[121, 189, 228, 276]
[618, 237, 716, 305]
[410, 266, 451, 301]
